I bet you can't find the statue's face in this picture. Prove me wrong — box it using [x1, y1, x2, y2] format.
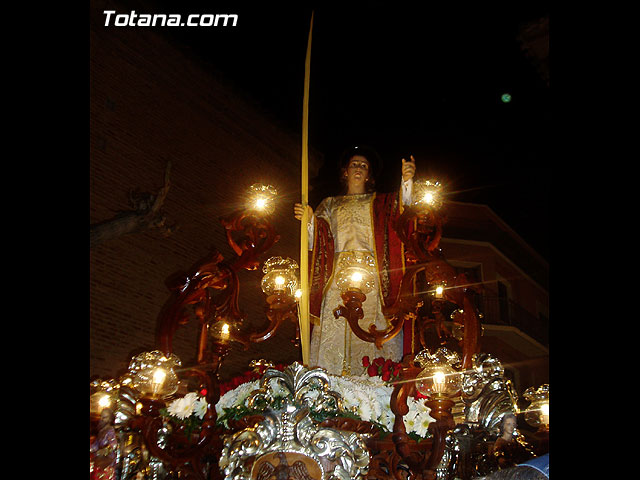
[345, 155, 370, 191]
[503, 416, 516, 435]
[100, 408, 113, 426]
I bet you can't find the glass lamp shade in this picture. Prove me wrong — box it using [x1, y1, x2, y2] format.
[451, 322, 464, 341]
[335, 252, 376, 294]
[248, 183, 278, 214]
[261, 256, 299, 296]
[414, 347, 462, 398]
[523, 384, 550, 428]
[416, 363, 461, 398]
[89, 378, 120, 416]
[410, 179, 443, 210]
[128, 350, 181, 399]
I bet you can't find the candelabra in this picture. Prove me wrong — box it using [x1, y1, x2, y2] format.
[140, 183, 286, 479]
[394, 179, 483, 369]
[251, 256, 300, 344]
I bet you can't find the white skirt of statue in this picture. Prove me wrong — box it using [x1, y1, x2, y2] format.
[309, 193, 403, 376]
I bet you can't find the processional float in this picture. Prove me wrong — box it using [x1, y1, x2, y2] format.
[90, 12, 548, 480]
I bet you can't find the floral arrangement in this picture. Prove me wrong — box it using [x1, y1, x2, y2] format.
[214, 362, 435, 441]
[161, 392, 208, 437]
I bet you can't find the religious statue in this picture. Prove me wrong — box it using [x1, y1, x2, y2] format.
[294, 145, 415, 375]
[491, 413, 534, 469]
[90, 407, 118, 480]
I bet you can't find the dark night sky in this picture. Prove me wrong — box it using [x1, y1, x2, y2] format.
[111, 1, 550, 260]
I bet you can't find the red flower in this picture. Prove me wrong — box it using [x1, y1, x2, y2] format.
[381, 370, 391, 382]
[373, 357, 385, 367]
[393, 364, 402, 376]
[362, 356, 370, 367]
[367, 364, 379, 377]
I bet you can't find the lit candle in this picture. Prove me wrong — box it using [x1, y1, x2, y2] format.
[255, 197, 267, 210]
[350, 271, 363, 290]
[220, 322, 230, 341]
[151, 368, 166, 397]
[432, 370, 446, 394]
[435, 285, 444, 298]
[274, 275, 286, 291]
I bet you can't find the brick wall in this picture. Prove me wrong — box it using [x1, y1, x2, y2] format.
[90, 5, 321, 381]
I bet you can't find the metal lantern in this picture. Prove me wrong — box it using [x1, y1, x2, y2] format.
[523, 384, 549, 430]
[410, 179, 443, 211]
[335, 252, 376, 295]
[248, 183, 278, 214]
[128, 350, 181, 399]
[415, 347, 462, 399]
[261, 256, 299, 297]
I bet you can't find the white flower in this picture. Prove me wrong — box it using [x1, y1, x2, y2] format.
[183, 392, 199, 405]
[193, 397, 208, 419]
[413, 413, 431, 438]
[168, 395, 195, 420]
[403, 408, 418, 433]
[378, 404, 395, 431]
[354, 389, 373, 421]
[403, 397, 434, 438]
[215, 380, 259, 416]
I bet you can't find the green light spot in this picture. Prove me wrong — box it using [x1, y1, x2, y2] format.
[501, 93, 512, 103]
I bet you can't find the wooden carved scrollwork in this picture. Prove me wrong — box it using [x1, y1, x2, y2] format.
[220, 209, 280, 271]
[332, 290, 396, 349]
[395, 205, 482, 370]
[249, 292, 300, 344]
[155, 205, 281, 363]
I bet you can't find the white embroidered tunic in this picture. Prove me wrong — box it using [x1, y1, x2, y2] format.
[308, 193, 403, 375]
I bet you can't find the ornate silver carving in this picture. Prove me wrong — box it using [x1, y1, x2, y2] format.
[437, 354, 520, 479]
[460, 353, 518, 433]
[219, 362, 370, 480]
[414, 346, 462, 369]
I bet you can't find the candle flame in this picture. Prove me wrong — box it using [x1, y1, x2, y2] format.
[152, 368, 166, 385]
